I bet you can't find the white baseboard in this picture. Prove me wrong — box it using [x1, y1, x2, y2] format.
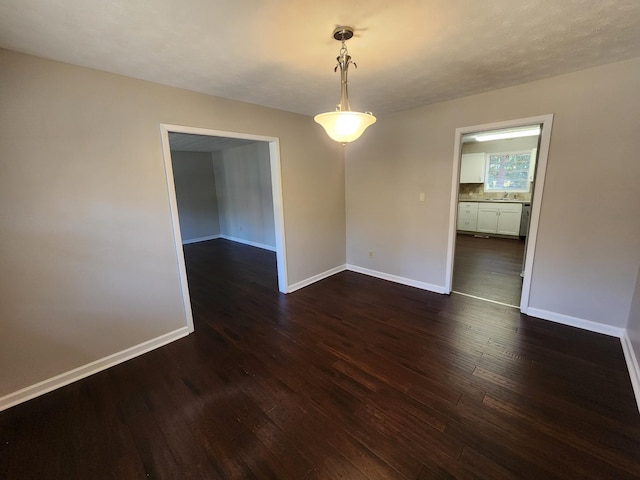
[288, 265, 347, 293]
[182, 234, 276, 252]
[346, 264, 448, 294]
[0, 326, 191, 412]
[621, 330, 640, 413]
[525, 307, 624, 337]
[182, 234, 221, 245]
[219, 235, 276, 252]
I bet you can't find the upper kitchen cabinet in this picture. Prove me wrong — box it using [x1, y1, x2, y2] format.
[460, 153, 485, 183]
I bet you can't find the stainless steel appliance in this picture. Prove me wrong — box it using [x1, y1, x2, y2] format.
[520, 204, 531, 237]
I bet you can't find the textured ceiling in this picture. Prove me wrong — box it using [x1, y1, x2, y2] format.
[2, 0, 640, 116]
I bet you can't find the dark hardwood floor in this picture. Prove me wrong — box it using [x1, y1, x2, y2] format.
[453, 234, 526, 306]
[2, 239, 639, 479]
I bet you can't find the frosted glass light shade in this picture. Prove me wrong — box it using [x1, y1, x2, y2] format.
[314, 111, 376, 143]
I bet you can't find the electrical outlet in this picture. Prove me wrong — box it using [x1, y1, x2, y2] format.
[369, 251, 374, 257]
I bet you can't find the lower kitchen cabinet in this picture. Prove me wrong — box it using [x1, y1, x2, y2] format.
[477, 202, 522, 236]
[457, 202, 479, 231]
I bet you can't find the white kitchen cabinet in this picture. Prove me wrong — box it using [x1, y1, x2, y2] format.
[457, 202, 479, 231]
[477, 204, 499, 233]
[496, 205, 523, 235]
[460, 153, 485, 183]
[529, 148, 537, 182]
[477, 202, 522, 236]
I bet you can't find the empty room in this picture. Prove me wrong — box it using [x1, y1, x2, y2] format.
[1, 1, 640, 478]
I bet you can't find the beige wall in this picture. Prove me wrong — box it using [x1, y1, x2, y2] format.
[171, 150, 221, 242]
[3, 46, 639, 403]
[213, 142, 275, 248]
[0, 49, 345, 397]
[346, 56, 640, 328]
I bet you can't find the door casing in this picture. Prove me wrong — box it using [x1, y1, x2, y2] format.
[160, 123, 289, 332]
[444, 114, 554, 312]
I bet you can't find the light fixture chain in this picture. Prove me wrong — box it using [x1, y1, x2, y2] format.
[336, 42, 351, 112]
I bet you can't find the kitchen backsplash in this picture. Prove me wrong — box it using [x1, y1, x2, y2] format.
[458, 183, 533, 201]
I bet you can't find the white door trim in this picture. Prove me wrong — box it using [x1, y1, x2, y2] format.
[444, 114, 554, 313]
[159, 125, 289, 328]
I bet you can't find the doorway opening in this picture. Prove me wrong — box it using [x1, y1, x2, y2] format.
[160, 124, 288, 331]
[445, 115, 553, 312]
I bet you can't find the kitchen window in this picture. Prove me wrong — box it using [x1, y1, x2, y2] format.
[484, 151, 532, 192]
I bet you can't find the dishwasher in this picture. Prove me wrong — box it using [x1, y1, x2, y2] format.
[520, 204, 532, 277]
[520, 204, 531, 237]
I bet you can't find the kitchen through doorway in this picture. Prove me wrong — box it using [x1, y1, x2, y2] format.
[445, 115, 553, 311]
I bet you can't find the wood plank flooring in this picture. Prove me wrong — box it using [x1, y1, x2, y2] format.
[453, 234, 525, 306]
[1, 239, 639, 479]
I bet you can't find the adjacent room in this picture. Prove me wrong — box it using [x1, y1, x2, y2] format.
[1, 1, 640, 478]
[168, 131, 284, 291]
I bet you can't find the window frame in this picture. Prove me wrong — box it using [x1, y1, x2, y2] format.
[483, 150, 533, 193]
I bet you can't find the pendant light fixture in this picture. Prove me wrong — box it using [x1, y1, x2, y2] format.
[314, 26, 376, 144]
